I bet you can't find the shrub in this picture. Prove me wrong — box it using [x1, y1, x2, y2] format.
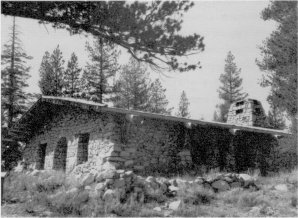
[237, 191, 270, 208]
[172, 204, 208, 217]
[177, 183, 215, 205]
[35, 171, 66, 193]
[217, 188, 243, 204]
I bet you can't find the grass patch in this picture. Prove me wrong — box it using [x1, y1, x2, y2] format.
[177, 182, 215, 205]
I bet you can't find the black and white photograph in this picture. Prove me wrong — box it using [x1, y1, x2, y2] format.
[1, 1, 297, 217]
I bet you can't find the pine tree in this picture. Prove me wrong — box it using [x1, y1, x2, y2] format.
[148, 79, 173, 115]
[1, 17, 31, 170]
[176, 91, 190, 118]
[81, 38, 120, 103]
[215, 51, 248, 122]
[113, 58, 151, 111]
[39, 51, 55, 95]
[39, 46, 65, 96]
[3, 1, 205, 72]
[63, 52, 81, 96]
[1, 16, 32, 127]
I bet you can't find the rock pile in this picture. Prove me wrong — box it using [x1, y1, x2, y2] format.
[29, 167, 260, 209]
[195, 173, 259, 192]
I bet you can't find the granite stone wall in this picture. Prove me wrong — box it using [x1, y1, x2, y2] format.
[227, 99, 267, 127]
[23, 106, 191, 174]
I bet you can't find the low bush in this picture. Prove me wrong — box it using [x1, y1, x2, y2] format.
[237, 191, 270, 208]
[177, 183, 215, 205]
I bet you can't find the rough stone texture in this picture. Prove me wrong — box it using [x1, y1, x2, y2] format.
[211, 180, 230, 191]
[227, 99, 267, 127]
[274, 184, 288, 192]
[169, 200, 182, 210]
[22, 100, 278, 176]
[23, 105, 190, 174]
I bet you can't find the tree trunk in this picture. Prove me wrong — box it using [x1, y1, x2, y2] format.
[99, 37, 104, 103]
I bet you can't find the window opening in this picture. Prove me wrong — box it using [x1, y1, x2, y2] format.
[236, 101, 244, 107]
[236, 109, 243, 114]
[53, 137, 68, 171]
[253, 100, 259, 105]
[254, 108, 261, 115]
[77, 133, 89, 165]
[36, 143, 47, 170]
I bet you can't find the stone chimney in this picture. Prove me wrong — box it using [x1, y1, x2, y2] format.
[227, 99, 267, 127]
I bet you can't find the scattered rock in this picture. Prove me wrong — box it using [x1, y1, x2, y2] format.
[66, 187, 78, 195]
[95, 182, 106, 192]
[211, 180, 230, 192]
[113, 178, 125, 189]
[195, 177, 204, 184]
[153, 207, 162, 212]
[102, 170, 117, 180]
[230, 182, 241, 188]
[238, 174, 253, 183]
[169, 200, 182, 210]
[274, 184, 288, 192]
[103, 189, 119, 204]
[85, 186, 92, 190]
[82, 173, 95, 186]
[169, 185, 179, 192]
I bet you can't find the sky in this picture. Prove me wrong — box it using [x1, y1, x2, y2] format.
[1, 1, 277, 121]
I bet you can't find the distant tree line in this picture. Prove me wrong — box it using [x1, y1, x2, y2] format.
[38, 39, 182, 116]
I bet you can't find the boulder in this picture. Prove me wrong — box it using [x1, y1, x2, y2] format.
[66, 187, 78, 195]
[124, 160, 134, 167]
[170, 179, 178, 187]
[195, 177, 204, 184]
[203, 183, 212, 189]
[101, 169, 117, 180]
[274, 184, 288, 192]
[146, 176, 156, 183]
[230, 182, 241, 188]
[113, 178, 125, 189]
[153, 207, 162, 212]
[169, 185, 179, 192]
[211, 180, 230, 191]
[124, 170, 134, 177]
[85, 186, 92, 190]
[82, 173, 95, 186]
[169, 200, 182, 210]
[222, 176, 233, 183]
[103, 189, 120, 203]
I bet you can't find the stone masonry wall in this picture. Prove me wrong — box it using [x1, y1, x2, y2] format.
[227, 99, 267, 127]
[23, 105, 191, 174]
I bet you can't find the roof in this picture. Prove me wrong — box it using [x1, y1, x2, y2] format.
[8, 96, 291, 142]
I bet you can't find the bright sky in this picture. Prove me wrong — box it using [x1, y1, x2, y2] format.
[1, 1, 277, 121]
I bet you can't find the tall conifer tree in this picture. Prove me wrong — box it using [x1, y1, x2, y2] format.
[1, 17, 32, 127]
[148, 79, 172, 115]
[214, 51, 248, 122]
[63, 53, 81, 96]
[81, 38, 119, 103]
[176, 91, 190, 118]
[39, 46, 65, 96]
[113, 58, 151, 110]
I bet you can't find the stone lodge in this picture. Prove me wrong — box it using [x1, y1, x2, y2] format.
[8, 96, 290, 176]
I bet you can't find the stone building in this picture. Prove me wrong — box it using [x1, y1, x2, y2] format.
[8, 96, 289, 176]
[227, 99, 267, 127]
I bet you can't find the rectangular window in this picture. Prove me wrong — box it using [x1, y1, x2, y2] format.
[236, 101, 244, 107]
[236, 109, 243, 114]
[77, 133, 89, 165]
[254, 108, 261, 115]
[36, 143, 47, 170]
[253, 100, 259, 105]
